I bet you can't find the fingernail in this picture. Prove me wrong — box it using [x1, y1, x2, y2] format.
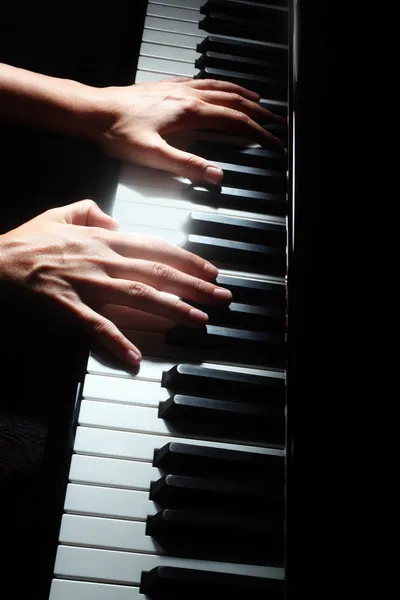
[213, 288, 233, 302]
[127, 349, 141, 364]
[189, 307, 209, 323]
[203, 261, 219, 280]
[204, 166, 223, 186]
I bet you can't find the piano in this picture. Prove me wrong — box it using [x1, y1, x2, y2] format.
[47, 1, 291, 598]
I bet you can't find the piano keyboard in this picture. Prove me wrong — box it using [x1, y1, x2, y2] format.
[49, 0, 288, 598]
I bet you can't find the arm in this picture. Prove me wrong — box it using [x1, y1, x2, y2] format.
[0, 63, 284, 185]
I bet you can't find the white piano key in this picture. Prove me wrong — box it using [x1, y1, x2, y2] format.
[135, 69, 183, 84]
[144, 16, 201, 37]
[49, 579, 141, 600]
[114, 187, 285, 225]
[83, 374, 169, 407]
[74, 427, 280, 463]
[146, 3, 199, 22]
[59, 514, 159, 554]
[54, 545, 283, 585]
[142, 28, 201, 50]
[137, 56, 196, 78]
[87, 352, 285, 381]
[139, 41, 198, 63]
[78, 399, 266, 448]
[64, 484, 155, 521]
[69, 455, 157, 490]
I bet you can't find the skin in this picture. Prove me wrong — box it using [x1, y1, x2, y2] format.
[0, 64, 284, 365]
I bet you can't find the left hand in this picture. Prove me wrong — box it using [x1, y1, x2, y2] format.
[94, 76, 284, 185]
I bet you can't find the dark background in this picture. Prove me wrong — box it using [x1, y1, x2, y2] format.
[0, 2, 147, 597]
[0, 1, 391, 599]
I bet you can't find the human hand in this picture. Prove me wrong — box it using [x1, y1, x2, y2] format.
[93, 77, 284, 185]
[0, 199, 232, 365]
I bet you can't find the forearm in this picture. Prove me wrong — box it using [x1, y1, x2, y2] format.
[0, 63, 110, 139]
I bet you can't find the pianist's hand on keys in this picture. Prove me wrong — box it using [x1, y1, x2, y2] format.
[95, 76, 284, 184]
[0, 199, 232, 365]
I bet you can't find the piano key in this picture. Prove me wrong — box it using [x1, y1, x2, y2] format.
[69, 455, 156, 490]
[83, 374, 169, 407]
[158, 394, 284, 444]
[74, 426, 280, 464]
[165, 325, 284, 367]
[49, 580, 142, 600]
[78, 397, 276, 447]
[200, 0, 287, 22]
[64, 484, 154, 521]
[195, 49, 286, 78]
[144, 16, 202, 38]
[184, 211, 286, 245]
[59, 512, 281, 565]
[146, 509, 282, 563]
[199, 13, 285, 45]
[186, 301, 284, 332]
[149, 474, 280, 512]
[148, 0, 202, 9]
[161, 363, 285, 398]
[140, 41, 198, 63]
[140, 565, 283, 599]
[188, 140, 286, 170]
[183, 234, 285, 273]
[215, 273, 285, 305]
[146, 3, 199, 22]
[153, 442, 284, 480]
[196, 35, 287, 63]
[87, 351, 284, 382]
[137, 56, 195, 78]
[54, 545, 283, 584]
[142, 28, 202, 50]
[196, 66, 286, 101]
[187, 184, 286, 216]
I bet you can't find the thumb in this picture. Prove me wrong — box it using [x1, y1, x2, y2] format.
[152, 139, 224, 185]
[52, 199, 119, 230]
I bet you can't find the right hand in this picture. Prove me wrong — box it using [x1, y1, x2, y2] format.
[0, 199, 232, 365]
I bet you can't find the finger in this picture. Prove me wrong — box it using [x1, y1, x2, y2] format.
[108, 261, 232, 306]
[184, 78, 260, 101]
[188, 103, 284, 149]
[106, 232, 219, 281]
[196, 90, 284, 123]
[139, 137, 225, 185]
[72, 301, 142, 366]
[51, 199, 119, 230]
[101, 279, 211, 326]
[99, 304, 173, 332]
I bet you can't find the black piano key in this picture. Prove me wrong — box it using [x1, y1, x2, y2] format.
[140, 566, 284, 599]
[189, 301, 285, 332]
[198, 160, 287, 193]
[184, 234, 285, 274]
[187, 184, 286, 217]
[196, 66, 286, 102]
[197, 35, 288, 65]
[158, 394, 284, 442]
[161, 364, 285, 399]
[215, 273, 285, 306]
[166, 324, 285, 365]
[199, 13, 286, 45]
[184, 211, 285, 246]
[195, 50, 286, 79]
[189, 140, 286, 170]
[149, 473, 281, 512]
[146, 509, 283, 564]
[153, 442, 284, 481]
[201, 0, 286, 21]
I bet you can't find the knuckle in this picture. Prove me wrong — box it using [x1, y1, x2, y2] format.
[152, 262, 174, 281]
[127, 281, 150, 299]
[194, 277, 208, 295]
[92, 318, 113, 338]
